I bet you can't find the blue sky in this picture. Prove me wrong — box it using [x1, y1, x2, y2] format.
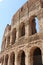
[0, 0, 27, 50]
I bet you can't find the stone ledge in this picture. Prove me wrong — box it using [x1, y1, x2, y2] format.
[0, 32, 43, 54]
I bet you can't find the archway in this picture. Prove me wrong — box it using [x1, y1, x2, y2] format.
[30, 47, 42, 65]
[33, 48, 42, 65]
[21, 51, 25, 65]
[0, 56, 4, 65]
[19, 22, 25, 37]
[5, 54, 9, 65]
[29, 16, 39, 35]
[10, 52, 15, 65]
[17, 50, 25, 65]
[12, 28, 16, 44]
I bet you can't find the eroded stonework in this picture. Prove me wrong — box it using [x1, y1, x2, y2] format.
[0, 0, 43, 65]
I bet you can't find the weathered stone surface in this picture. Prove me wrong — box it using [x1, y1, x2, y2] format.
[0, 0, 43, 65]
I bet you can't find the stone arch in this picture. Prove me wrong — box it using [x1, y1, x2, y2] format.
[30, 47, 42, 65]
[8, 35, 10, 43]
[2, 38, 6, 50]
[5, 54, 9, 65]
[29, 15, 39, 35]
[0, 56, 4, 65]
[10, 52, 15, 65]
[17, 50, 25, 65]
[12, 28, 16, 44]
[19, 22, 25, 37]
[4, 38, 6, 47]
[7, 35, 10, 47]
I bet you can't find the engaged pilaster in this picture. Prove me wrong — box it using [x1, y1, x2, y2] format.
[25, 21, 29, 38]
[25, 52, 30, 65]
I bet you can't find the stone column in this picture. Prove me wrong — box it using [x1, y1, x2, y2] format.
[25, 53, 30, 65]
[42, 55, 43, 64]
[38, 11, 43, 32]
[6, 36, 10, 47]
[42, 50, 43, 64]
[4, 38, 7, 48]
[10, 33, 13, 45]
[16, 30, 19, 41]
[1, 62, 3, 65]
[16, 22, 20, 41]
[3, 56, 5, 65]
[38, 19, 43, 32]
[5, 37, 8, 47]
[1, 60, 3, 65]
[15, 53, 18, 65]
[25, 22, 30, 38]
[8, 54, 10, 65]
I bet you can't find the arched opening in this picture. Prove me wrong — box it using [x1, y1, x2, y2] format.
[30, 47, 42, 65]
[8, 36, 10, 44]
[10, 52, 15, 65]
[5, 54, 9, 65]
[33, 48, 42, 65]
[2, 57, 4, 65]
[2, 38, 6, 50]
[4, 38, 6, 48]
[12, 28, 16, 44]
[17, 50, 25, 65]
[21, 51, 25, 65]
[0, 56, 4, 65]
[29, 16, 39, 35]
[7, 35, 10, 47]
[19, 22, 25, 37]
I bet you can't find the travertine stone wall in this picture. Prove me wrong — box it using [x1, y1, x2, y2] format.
[0, 0, 43, 65]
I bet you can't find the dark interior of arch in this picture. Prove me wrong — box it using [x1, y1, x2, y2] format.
[33, 48, 41, 55]
[12, 28, 16, 44]
[5, 55, 9, 65]
[10, 53, 15, 65]
[20, 23, 25, 36]
[33, 48, 42, 65]
[13, 29, 16, 43]
[21, 51, 25, 65]
[31, 18, 37, 35]
[1, 57, 4, 65]
[21, 24, 25, 36]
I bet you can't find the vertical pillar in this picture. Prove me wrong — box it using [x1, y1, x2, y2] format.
[3, 56, 5, 65]
[16, 22, 20, 41]
[42, 50, 43, 64]
[8, 54, 10, 65]
[16, 30, 19, 41]
[42, 55, 43, 64]
[15, 53, 18, 65]
[1, 60, 3, 65]
[38, 19, 43, 32]
[25, 53, 30, 65]
[4, 38, 7, 48]
[1, 62, 3, 65]
[25, 22, 29, 38]
[5, 37, 8, 47]
[38, 12, 43, 32]
[6, 36, 10, 47]
[10, 33, 13, 45]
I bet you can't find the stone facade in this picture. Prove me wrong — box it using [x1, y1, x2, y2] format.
[0, 0, 43, 65]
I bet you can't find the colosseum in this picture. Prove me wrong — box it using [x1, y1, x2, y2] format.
[0, 0, 43, 65]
